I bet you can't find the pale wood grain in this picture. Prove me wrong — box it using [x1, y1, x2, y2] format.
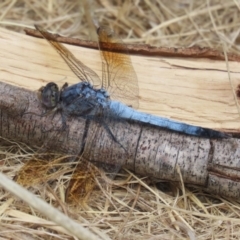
[1, 27, 240, 132]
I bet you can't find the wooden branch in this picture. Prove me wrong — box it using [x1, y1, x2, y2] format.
[25, 28, 240, 61]
[1, 81, 240, 200]
[1, 27, 240, 132]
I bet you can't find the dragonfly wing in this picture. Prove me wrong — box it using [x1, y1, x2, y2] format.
[35, 25, 102, 89]
[97, 26, 139, 109]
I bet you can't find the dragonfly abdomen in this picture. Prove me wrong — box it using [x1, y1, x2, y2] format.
[109, 101, 228, 138]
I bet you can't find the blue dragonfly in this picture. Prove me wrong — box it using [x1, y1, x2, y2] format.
[35, 25, 227, 140]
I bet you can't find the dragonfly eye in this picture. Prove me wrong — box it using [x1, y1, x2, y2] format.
[39, 82, 59, 109]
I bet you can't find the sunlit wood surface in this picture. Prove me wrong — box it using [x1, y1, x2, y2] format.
[1, 27, 240, 132]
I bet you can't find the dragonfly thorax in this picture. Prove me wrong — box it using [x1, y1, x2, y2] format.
[60, 82, 110, 117]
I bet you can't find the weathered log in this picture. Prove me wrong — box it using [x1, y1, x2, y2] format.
[1, 82, 240, 200]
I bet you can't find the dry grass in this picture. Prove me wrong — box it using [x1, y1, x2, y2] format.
[0, 0, 240, 239]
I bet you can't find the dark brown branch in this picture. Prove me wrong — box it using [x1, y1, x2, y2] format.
[24, 28, 240, 62]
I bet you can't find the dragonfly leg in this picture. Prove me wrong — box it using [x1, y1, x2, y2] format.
[59, 112, 69, 131]
[83, 115, 127, 153]
[101, 119, 127, 152]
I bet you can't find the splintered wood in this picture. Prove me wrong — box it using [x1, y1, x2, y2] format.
[1, 27, 240, 132]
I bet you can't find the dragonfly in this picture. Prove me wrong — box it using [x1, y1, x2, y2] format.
[34, 25, 227, 139]
[16, 24, 228, 204]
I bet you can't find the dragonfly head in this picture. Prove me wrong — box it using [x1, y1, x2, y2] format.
[38, 82, 60, 109]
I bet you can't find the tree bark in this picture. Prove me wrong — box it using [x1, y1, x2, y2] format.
[1, 82, 240, 200]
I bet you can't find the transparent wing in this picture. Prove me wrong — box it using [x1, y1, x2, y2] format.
[35, 25, 102, 89]
[35, 25, 139, 109]
[97, 26, 139, 109]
